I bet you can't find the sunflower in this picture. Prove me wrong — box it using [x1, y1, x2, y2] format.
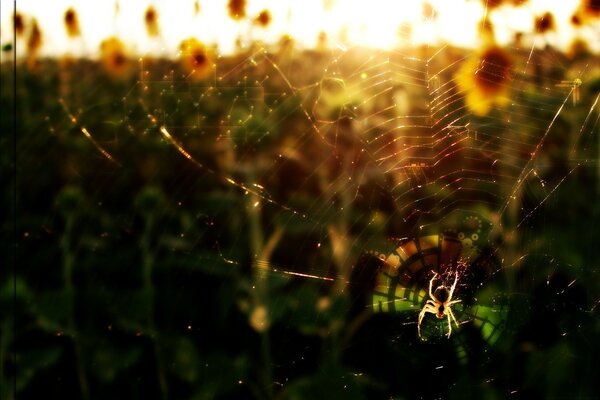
[317, 31, 328, 50]
[100, 37, 130, 78]
[583, 0, 600, 17]
[482, 0, 503, 8]
[144, 6, 160, 37]
[566, 38, 590, 60]
[254, 9, 271, 27]
[26, 19, 42, 70]
[455, 45, 513, 116]
[179, 38, 213, 81]
[27, 18, 42, 53]
[422, 2, 437, 19]
[14, 12, 25, 37]
[227, 0, 246, 20]
[64, 8, 80, 38]
[572, 0, 600, 25]
[481, 0, 527, 8]
[534, 12, 556, 34]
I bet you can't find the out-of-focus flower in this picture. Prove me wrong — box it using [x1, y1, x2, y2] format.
[64, 8, 80, 38]
[194, 0, 200, 15]
[317, 31, 328, 50]
[60, 53, 76, 68]
[179, 37, 213, 81]
[278, 34, 294, 50]
[572, 0, 600, 25]
[14, 12, 25, 37]
[254, 9, 271, 27]
[481, 0, 527, 8]
[566, 38, 590, 60]
[482, 0, 505, 9]
[26, 18, 42, 69]
[227, 0, 246, 20]
[512, 32, 524, 47]
[317, 297, 331, 311]
[27, 19, 42, 51]
[144, 6, 160, 37]
[422, 2, 437, 19]
[100, 37, 129, 78]
[534, 12, 556, 34]
[249, 305, 269, 332]
[455, 45, 513, 116]
[583, 0, 600, 17]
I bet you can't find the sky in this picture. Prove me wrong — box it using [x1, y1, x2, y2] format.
[1, 0, 599, 57]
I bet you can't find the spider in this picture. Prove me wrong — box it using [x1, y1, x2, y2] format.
[418, 272, 462, 339]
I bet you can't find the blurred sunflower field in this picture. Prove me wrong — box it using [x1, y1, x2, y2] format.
[3, 1, 600, 399]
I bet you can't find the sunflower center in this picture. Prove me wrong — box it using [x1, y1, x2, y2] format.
[65, 11, 76, 24]
[14, 14, 24, 35]
[256, 10, 271, 27]
[474, 47, 512, 93]
[587, 0, 600, 12]
[146, 9, 156, 24]
[228, 0, 247, 19]
[113, 52, 126, 67]
[193, 52, 207, 67]
[535, 13, 555, 33]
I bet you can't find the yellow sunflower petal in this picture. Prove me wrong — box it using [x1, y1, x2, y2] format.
[179, 38, 213, 81]
[100, 37, 130, 79]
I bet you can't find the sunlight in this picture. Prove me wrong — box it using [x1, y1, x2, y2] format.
[2, 0, 598, 57]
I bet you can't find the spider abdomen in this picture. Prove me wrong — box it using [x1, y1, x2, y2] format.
[434, 287, 449, 302]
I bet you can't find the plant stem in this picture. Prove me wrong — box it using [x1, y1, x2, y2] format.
[0, 321, 10, 399]
[61, 215, 90, 400]
[247, 191, 280, 399]
[140, 213, 168, 400]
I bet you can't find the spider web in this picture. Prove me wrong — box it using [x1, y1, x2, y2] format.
[62, 39, 600, 309]
[46, 25, 600, 398]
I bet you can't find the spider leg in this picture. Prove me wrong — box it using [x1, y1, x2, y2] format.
[448, 271, 459, 299]
[446, 313, 453, 338]
[429, 272, 437, 300]
[446, 299, 462, 306]
[418, 308, 427, 338]
[447, 307, 461, 329]
[418, 305, 437, 338]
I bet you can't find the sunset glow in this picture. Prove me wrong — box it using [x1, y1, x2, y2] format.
[2, 0, 599, 57]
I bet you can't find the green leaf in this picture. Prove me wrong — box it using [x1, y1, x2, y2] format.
[135, 185, 167, 217]
[164, 336, 199, 382]
[192, 353, 248, 398]
[32, 290, 74, 333]
[16, 347, 63, 391]
[90, 340, 142, 383]
[284, 360, 366, 400]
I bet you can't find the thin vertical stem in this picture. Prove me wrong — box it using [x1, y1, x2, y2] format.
[60, 215, 90, 400]
[0, 321, 9, 398]
[247, 191, 278, 399]
[140, 213, 168, 400]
